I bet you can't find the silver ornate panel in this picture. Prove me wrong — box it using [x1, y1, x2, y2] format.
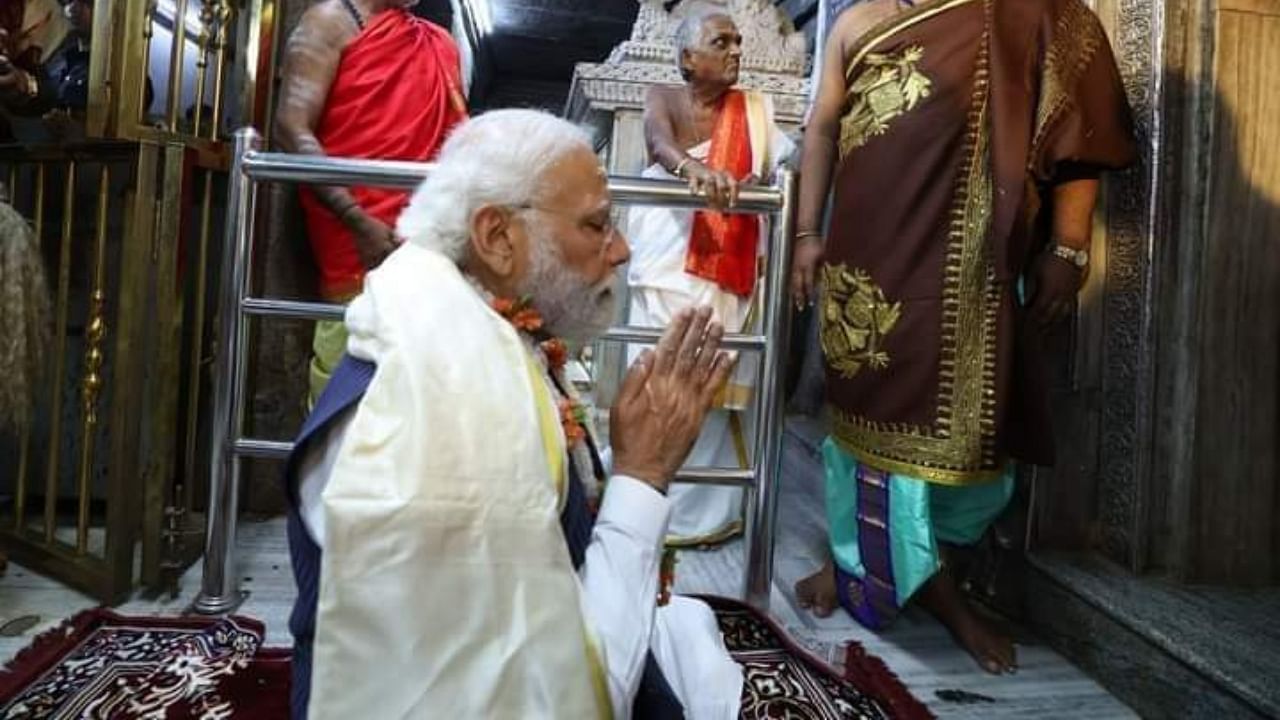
[1095, 0, 1164, 569]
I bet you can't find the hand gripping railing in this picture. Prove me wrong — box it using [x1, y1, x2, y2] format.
[193, 127, 796, 614]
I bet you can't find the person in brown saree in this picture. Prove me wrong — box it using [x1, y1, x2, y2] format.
[790, 0, 1135, 673]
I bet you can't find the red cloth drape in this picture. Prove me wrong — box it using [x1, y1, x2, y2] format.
[299, 10, 467, 300]
[684, 90, 759, 297]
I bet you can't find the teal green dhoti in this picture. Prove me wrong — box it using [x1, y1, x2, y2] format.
[822, 437, 1013, 629]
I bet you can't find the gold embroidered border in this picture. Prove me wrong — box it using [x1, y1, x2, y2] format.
[1029, 0, 1107, 163]
[830, 431, 1003, 485]
[832, 0, 1003, 486]
[843, 0, 982, 84]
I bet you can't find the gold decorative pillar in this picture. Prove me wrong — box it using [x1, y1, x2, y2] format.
[0, 0, 280, 600]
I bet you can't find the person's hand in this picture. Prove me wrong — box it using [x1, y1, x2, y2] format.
[341, 208, 400, 270]
[610, 307, 734, 493]
[790, 235, 824, 309]
[684, 162, 742, 210]
[1027, 252, 1083, 326]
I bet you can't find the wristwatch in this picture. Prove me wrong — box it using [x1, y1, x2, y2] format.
[1049, 243, 1089, 269]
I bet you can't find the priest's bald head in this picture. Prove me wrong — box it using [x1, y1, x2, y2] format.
[398, 109, 630, 343]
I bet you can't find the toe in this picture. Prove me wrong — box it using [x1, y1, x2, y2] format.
[795, 581, 814, 606]
[1002, 645, 1019, 674]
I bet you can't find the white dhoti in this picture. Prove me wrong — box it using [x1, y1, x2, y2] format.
[653, 597, 743, 720]
[624, 99, 794, 546]
[627, 244, 756, 545]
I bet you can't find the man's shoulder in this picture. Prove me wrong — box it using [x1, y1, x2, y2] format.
[408, 14, 463, 54]
[644, 84, 684, 115]
[407, 14, 451, 33]
[293, 0, 357, 43]
[646, 84, 683, 103]
[830, 0, 901, 43]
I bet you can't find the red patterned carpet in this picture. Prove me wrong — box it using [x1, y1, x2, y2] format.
[0, 610, 289, 719]
[1, 600, 929, 719]
[702, 596, 931, 720]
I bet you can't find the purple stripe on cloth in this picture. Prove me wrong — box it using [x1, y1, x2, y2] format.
[836, 464, 901, 630]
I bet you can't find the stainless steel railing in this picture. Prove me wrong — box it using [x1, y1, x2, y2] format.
[193, 126, 795, 614]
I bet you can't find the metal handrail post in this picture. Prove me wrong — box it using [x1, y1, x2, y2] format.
[236, 151, 785, 214]
[742, 169, 797, 609]
[190, 135, 795, 615]
[193, 128, 261, 614]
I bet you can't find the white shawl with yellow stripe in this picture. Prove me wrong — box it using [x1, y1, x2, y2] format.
[308, 243, 607, 719]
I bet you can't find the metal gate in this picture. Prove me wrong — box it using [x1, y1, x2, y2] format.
[193, 127, 796, 614]
[0, 0, 279, 602]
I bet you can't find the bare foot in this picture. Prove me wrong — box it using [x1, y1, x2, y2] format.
[795, 560, 839, 618]
[948, 602, 1017, 675]
[918, 568, 1017, 674]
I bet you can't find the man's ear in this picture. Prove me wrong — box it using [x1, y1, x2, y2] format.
[468, 204, 517, 278]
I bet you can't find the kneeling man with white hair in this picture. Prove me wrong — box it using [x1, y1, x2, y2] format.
[284, 109, 745, 719]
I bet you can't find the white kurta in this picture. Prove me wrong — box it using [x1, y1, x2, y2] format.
[625, 95, 795, 546]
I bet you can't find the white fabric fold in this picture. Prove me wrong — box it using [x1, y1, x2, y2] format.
[308, 244, 605, 719]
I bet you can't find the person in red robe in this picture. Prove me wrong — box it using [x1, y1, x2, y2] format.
[275, 0, 467, 402]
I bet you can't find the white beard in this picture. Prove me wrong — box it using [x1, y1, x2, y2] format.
[518, 225, 618, 345]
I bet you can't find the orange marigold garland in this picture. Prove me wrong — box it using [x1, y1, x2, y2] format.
[492, 296, 584, 449]
[558, 397, 588, 446]
[491, 295, 544, 333]
[540, 337, 568, 372]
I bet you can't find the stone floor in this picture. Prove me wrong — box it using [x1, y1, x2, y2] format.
[0, 417, 1136, 719]
[1029, 552, 1280, 718]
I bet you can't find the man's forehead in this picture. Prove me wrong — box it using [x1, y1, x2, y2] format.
[701, 15, 738, 36]
[581, 165, 611, 211]
[543, 152, 610, 207]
